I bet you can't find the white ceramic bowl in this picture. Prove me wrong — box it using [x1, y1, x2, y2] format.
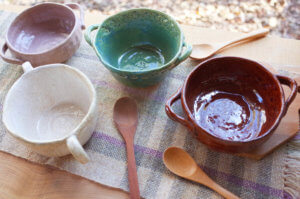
[2, 62, 98, 163]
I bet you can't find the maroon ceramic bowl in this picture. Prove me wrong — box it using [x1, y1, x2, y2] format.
[0, 3, 85, 66]
[166, 57, 297, 153]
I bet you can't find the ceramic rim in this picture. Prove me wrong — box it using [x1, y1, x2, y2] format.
[91, 8, 185, 75]
[2, 64, 97, 144]
[181, 56, 285, 144]
[6, 3, 78, 56]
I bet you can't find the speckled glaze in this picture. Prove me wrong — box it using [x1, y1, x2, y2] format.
[2, 62, 98, 164]
[85, 8, 192, 87]
[0, 3, 85, 66]
[165, 57, 298, 153]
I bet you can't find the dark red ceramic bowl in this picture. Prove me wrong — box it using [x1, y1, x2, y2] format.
[166, 57, 297, 153]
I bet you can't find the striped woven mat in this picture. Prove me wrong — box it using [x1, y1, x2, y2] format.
[0, 10, 299, 199]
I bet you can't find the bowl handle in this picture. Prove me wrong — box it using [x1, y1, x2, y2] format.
[0, 42, 24, 65]
[67, 135, 89, 164]
[276, 74, 298, 115]
[175, 41, 192, 65]
[165, 87, 194, 131]
[84, 24, 100, 47]
[65, 3, 86, 30]
[22, 62, 33, 73]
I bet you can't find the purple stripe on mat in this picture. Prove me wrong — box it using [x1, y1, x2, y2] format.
[202, 166, 283, 198]
[293, 133, 300, 140]
[93, 131, 125, 147]
[282, 191, 293, 199]
[92, 132, 163, 158]
[92, 131, 290, 198]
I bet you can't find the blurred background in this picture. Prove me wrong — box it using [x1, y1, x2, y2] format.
[1, 0, 299, 39]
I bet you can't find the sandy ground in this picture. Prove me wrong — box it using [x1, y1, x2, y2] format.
[1, 0, 299, 39]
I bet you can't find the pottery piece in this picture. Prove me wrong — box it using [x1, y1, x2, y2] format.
[85, 8, 192, 87]
[165, 57, 297, 153]
[0, 3, 85, 66]
[2, 62, 98, 163]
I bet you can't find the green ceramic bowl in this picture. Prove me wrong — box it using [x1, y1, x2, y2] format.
[85, 8, 192, 87]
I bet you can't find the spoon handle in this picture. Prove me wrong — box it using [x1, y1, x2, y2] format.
[208, 181, 240, 199]
[125, 139, 140, 199]
[219, 29, 269, 50]
[191, 169, 240, 199]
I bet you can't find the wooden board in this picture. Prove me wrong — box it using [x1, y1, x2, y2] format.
[0, 151, 129, 199]
[239, 74, 300, 160]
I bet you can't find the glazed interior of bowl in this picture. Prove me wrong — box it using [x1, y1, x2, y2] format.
[7, 4, 75, 54]
[95, 9, 181, 71]
[184, 57, 283, 142]
[3, 65, 93, 142]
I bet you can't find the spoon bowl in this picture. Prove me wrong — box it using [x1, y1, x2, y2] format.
[190, 29, 269, 60]
[113, 97, 138, 127]
[163, 147, 197, 177]
[190, 44, 215, 60]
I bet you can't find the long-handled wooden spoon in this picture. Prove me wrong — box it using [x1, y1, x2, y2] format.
[190, 28, 269, 60]
[163, 147, 240, 199]
[113, 97, 140, 199]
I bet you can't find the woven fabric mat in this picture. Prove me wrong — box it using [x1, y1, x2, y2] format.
[0, 11, 299, 199]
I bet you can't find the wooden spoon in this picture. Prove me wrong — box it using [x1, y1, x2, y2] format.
[163, 147, 240, 199]
[113, 97, 140, 199]
[190, 29, 269, 60]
